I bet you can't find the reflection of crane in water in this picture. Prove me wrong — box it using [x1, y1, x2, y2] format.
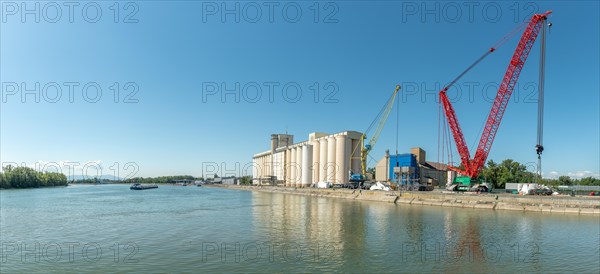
[442, 211, 543, 271]
[442, 212, 485, 272]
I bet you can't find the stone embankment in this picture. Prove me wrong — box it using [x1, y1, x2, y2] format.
[208, 185, 600, 215]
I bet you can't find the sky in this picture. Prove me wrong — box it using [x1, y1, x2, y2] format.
[1, 1, 598, 180]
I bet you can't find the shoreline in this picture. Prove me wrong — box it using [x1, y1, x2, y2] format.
[207, 184, 600, 215]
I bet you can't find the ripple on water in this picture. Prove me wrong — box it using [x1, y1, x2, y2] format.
[1, 185, 598, 273]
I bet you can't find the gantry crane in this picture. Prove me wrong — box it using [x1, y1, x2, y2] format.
[350, 85, 401, 184]
[440, 11, 551, 191]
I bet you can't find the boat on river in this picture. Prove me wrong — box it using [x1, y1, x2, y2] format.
[130, 183, 158, 190]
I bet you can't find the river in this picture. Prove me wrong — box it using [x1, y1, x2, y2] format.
[1, 184, 598, 273]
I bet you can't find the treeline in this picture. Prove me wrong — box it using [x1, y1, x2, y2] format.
[0, 166, 68, 189]
[540, 176, 600, 187]
[72, 178, 121, 184]
[480, 159, 600, 188]
[122, 175, 203, 185]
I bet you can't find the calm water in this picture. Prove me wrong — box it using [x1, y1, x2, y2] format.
[1, 185, 599, 273]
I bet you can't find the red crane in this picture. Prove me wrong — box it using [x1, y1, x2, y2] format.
[439, 11, 551, 180]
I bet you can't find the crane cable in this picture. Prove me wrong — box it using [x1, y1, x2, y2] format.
[444, 19, 529, 92]
[445, 115, 454, 165]
[358, 89, 396, 149]
[437, 101, 441, 169]
[395, 82, 400, 183]
[536, 21, 548, 182]
[438, 17, 532, 170]
[492, 20, 529, 50]
[438, 103, 449, 167]
[351, 86, 399, 175]
[351, 90, 394, 163]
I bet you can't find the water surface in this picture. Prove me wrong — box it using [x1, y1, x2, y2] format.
[1, 185, 598, 273]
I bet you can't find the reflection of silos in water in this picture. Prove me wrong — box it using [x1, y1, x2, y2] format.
[301, 145, 312, 187]
[336, 135, 347, 184]
[351, 139, 361, 174]
[327, 136, 336, 182]
[311, 142, 320, 184]
[290, 148, 297, 187]
[319, 138, 328, 182]
[295, 146, 302, 187]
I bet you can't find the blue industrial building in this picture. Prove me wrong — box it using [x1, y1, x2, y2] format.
[376, 147, 448, 186]
[387, 154, 419, 184]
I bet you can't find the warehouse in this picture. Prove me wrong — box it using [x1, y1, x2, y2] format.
[252, 131, 364, 186]
[375, 147, 449, 186]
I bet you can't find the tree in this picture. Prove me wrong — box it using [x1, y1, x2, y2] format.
[3, 165, 14, 173]
[0, 166, 67, 189]
[239, 176, 252, 185]
[481, 160, 500, 188]
[0, 173, 8, 188]
[558, 176, 573, 186]
[480, 159, 537, 188]
[579, 177, 600, 186]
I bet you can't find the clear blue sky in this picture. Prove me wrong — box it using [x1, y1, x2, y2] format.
[1, 1, 598, 179]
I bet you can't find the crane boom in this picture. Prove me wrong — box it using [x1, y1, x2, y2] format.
[355, 85, 401, 176]
[440, 11, 551, 179]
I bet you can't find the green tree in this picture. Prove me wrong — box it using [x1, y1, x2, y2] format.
[0, 173, 8, 188]
[558, 176, 573, 186]
[239, 176, 252, 185]
[578, 177, 600, 186]
[481, 160, 500, 188]
[490, 159, 537, 188]
[0, 166, 67, 189]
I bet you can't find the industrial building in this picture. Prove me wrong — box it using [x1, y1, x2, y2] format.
[252, 131, 364, 186]
[375, 147, 450, 186]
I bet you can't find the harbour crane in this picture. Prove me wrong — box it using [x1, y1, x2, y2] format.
[439, 11, 551, 191]
[350, 85, 401, 184]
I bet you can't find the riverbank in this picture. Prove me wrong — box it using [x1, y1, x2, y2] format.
[207, 185, 600, 215]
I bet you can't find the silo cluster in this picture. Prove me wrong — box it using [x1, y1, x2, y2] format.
[252, 131, 364, 187]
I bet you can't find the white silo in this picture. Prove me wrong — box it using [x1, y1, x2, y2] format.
[351, 138, 361, 175]
[284, 148, 292, 186]
[336, 135, 348, 184]
[301, 145, 313, 187]
[252, 157, 259, 182]
[312, 141, 320, 184]
[290, 148, 297, 187]
[258, 156, 263, 183]
[263, 155, 268, 178]
[274, 152, 284, 182]
[319, 138, 328, 182]
[327, 136, 337, 182]
[295, 146, 302, 187]
[344, 136, 351, 182]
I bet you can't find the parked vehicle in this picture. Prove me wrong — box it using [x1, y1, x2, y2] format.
[370, 182, 391, 191]
[361, 182, 373, 190]
[418, 185, 434, 191]
[316, 182, 331, 188]
[347, 182, 360, 189]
